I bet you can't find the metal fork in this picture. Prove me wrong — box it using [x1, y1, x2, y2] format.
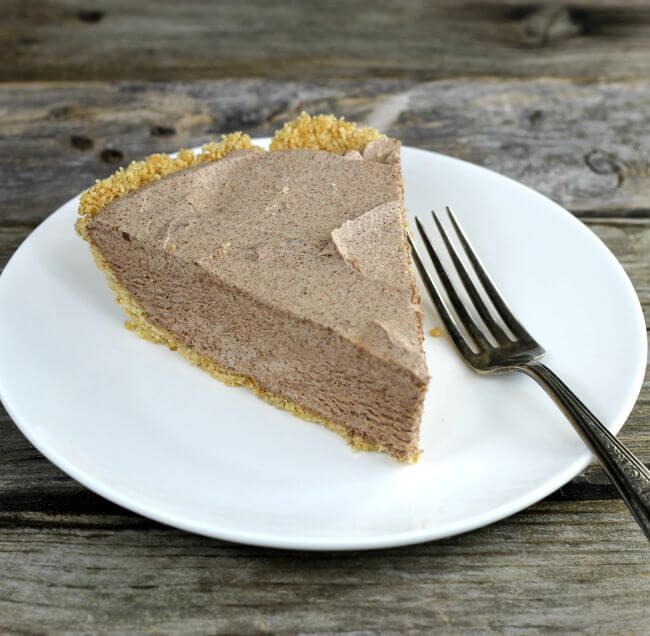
[409, 206, 650, 539]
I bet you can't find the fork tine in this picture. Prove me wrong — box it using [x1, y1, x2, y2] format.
[407, 233, 476, 360]
[414, 216, 490, 350]
[431, 211, 511, 345]
[446, 206, 532, 342]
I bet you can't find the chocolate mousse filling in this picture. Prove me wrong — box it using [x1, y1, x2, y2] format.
[77, 117, 429, 461]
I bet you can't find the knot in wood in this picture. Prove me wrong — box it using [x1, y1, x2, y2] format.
[520, 5, 583, 47]
[584, 150, 624, 176]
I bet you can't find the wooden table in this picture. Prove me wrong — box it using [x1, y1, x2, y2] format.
[2, 1, 649, 632]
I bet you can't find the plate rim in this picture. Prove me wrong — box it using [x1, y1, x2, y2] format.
[0, 142, 646, 550]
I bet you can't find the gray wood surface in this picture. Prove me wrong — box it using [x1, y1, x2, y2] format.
[3, 0, 650, 82]
[0, 501, 647, 634]
[1, 1, 649, 632]
[1, 78, 649, 225]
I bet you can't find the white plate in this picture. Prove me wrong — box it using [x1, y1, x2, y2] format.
[0, 140, 646, 550]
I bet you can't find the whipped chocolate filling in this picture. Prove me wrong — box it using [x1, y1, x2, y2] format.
[88, 142, 429, 459]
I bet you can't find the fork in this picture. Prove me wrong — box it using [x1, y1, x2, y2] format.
[409, 206, 650, 539]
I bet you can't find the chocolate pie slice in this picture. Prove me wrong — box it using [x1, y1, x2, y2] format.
[76, 114, 429, 461]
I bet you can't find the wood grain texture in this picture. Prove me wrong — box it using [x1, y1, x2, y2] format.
[0, 502, 648, 634]
[3, 0, 650, 82]
[0, 225, 31, 270]
[1, 78, 649, 225]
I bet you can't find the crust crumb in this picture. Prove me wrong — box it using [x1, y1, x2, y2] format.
[270, 112, 382, 154]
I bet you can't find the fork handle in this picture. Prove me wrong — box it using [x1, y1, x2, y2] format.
[519, 359, 650, 540]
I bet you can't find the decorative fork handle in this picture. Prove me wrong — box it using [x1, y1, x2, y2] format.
[519, 359, 650, 540]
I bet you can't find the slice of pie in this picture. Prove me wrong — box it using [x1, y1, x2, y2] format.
[76, 113, 429, 462]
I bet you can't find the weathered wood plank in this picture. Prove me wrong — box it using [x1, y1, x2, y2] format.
[1, 78, 649, 225]
[0, 501, 648, 635]
[3, 0, 650, 82]
[585, 219, 650, 325]
[0, 225, 31, 271]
